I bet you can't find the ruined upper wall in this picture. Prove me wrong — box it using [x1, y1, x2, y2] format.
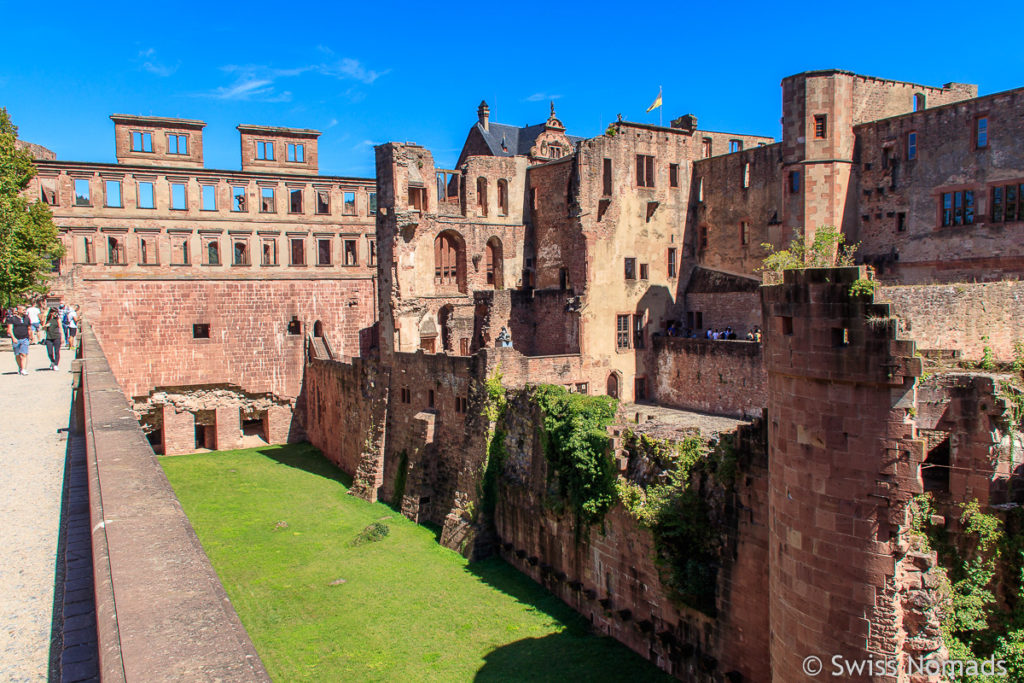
[112, 114, 205, 168]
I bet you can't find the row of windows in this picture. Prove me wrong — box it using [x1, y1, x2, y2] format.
[624, 248, 678, 280]
[254, 141, 306, 163]
[897, 117, 988, 163]
[47, 179, 375, 216]
[75, 234, 376, 268]
[397, 385, 470, 415]
[939, 183, 1024, 227]
[130, 131, 189, 155]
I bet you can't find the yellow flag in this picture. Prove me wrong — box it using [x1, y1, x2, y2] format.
[646, 90, 662, 113]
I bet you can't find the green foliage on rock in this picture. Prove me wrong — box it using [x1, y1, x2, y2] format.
[480, 368, 509, 519]
[848, 277, 878, 298]
[0, 108, 64, 307]
[532, 384, 618, 532]
[351, 521, 390, 546]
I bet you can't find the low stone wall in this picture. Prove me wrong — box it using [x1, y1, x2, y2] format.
[652, 337, 765, 419]
[78, 325, 269, 682]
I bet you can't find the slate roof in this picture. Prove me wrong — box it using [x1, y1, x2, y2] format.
[475, 122, 584, 157]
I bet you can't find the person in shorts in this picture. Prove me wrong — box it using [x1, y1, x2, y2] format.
[25, 301, 41, 343]
[65, 305, 79, 350]
[5, 304, 32, 375]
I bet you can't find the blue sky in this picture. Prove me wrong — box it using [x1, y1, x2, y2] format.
[2, 0, 1022, 178]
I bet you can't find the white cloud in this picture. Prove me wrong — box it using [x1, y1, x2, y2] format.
[197, 57, 389, 102]
[319, 58, 389, 85]
[325, 118, 339, 129]
[138, 48, 179, 77]
[525, 93, 563, 102]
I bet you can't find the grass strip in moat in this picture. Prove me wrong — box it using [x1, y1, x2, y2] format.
[160, 443, 672, 682]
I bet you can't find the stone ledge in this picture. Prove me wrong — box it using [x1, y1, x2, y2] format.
[78, 324, 270, 682]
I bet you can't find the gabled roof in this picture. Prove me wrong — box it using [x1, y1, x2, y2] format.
[475, 122, 584, 157]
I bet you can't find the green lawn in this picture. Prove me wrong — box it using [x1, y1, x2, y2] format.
[160, 444, 672, 682]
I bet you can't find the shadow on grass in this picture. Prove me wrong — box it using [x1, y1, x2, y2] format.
[254, 444, 353, 488]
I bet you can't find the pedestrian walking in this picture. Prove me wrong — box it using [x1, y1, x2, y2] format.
[44, 307, 62, 370]
[65, 305, 78, 350]
[25, 301, 41, 343]
[4, 304, 32, 375]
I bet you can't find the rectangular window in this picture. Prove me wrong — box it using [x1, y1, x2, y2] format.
[233, 239, 249, 266]
[941, 190, 975, 227]
[740, 221, 750, 245]
[290, 238, 305, 266]
[789, 170, 800, 194]
[368, 239, 377, 266]
[633, 314, 645, 349]
[667, 247, 677, 278]
[39, 178, 58, 205]
[636, 154, 655, 187]
[369, 192, 377, 215]
[976, 117, 988, 148]
[106, 236, 125, 264]
[639, 263, 649, 280]
[990, 183, 1023, 223]
[105, 180, 122, 207]
[624, 257, 636, 280]
[408, 187, 426, 211]
[455, 396, 468, 413]
[74, 179, 91, 206]
[907, 132, 917, 160]
[201, 185, 216, 211]
[459, 339, 469, 356]
[602, 158, 612, 196]
[287, 143, 304, 162]
[344, 191, 356, 215]
[318, 239, 332, 266]
[261, 238, 277, 265]
[137, 236, 157, 265]
[742, 163, 750, 188]
[167, 134, 188, 155]
[193, 324, 210, 339]
[400, 387, 411, 404]
[897, 212, 906, 232]
[343, 239, 357, 266]
[697, 177, 704, 202]
[131, 131, 153, 152]
[170, 183, 186, 210]
[729, 139, 742, 153]
[232, 186, 247, 212]
[702, 138, 712, 158]
[289, 188, 303, 213]
[616, 315, 630, 349]
[669, 163, 679, 188]
[316, 190, 330, 214]
[171, 236, 190, 265]
[78, 236, 94, 264]
[256, 141, 274, 160]
[260, 187, 275, 213]
[205, 239, 220, 266]
[813, 115, 827, 139]
[700, 225, 708, 250]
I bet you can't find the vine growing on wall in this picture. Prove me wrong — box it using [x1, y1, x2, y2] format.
[479, 368, 509, 519]
[531, 385, 618, 534]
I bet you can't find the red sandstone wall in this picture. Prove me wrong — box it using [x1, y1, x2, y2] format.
[509, 289, 580, 356]
[82, 278, 376, 400]
[652, 338, 765, 419]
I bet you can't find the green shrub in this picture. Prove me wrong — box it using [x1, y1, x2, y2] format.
[351, 521, 390, 546]
[760, 225, 859, 273]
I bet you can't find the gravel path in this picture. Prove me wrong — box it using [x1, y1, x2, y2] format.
[0, 339, 74, 682]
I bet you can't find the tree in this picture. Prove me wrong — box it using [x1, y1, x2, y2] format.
[0, 107, 64, 308]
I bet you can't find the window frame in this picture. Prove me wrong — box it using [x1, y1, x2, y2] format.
[105, 180, 122, 208]
[990, 182, 1024, 223]
[317, 238, 333, 266]
[170, 182, 187, 211]
[256, 140, 275, 161]
[137, 181, 155, 209]
[343, 191, 357, 216]
[624, 257, 636, 280]
[137, 235, 158, 265]
[260, 187, 276, 213]
[74, 178, 91, 206]
[167, 134, 188, 155]
[636, 154, 655, 188]
[203, 238, 221, 266]
[669, 163, 679, 188]
[261, 237, 278, 266]
[616, 314, 631, 350]
[201, 184, 217, 211]
[939, 189, 976, 227]
[667, 247, 677, 278]
[232, 238, 250, 266]
[131, 131, 153, 153]
[315, 189, 331, 215]
[170, 235, 190, 266]
[813, 115, 827, 139]
[343, 238, 358, 266]
[289, 237, 306, 266]
[976, 116, 988, 149]
[289, 188, 304, 214]
[287, 143, 305, 163]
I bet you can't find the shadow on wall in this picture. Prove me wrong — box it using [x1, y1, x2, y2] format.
[255, 444, 353, 488]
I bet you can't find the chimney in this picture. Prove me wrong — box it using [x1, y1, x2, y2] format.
[670, 114, 698, 132]
[478, 100, 490, 132]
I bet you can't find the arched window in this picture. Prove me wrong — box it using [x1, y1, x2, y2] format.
[485, 237, 503, 289]
[914, 93, 926, 112]
[497, 179, 509, 216]
[313, 320, 323, 337]
[477, 177, 488, 216]
[434, 230, 466, 293]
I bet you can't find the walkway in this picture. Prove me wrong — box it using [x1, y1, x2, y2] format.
[0, 339, 79, 682]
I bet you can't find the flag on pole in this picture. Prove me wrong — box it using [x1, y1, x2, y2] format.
[646, 88, 663, 113]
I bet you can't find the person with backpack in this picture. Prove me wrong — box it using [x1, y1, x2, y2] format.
[44, 307, 61, 370]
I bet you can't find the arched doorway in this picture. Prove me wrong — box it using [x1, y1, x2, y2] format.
[434, 230, 466, 293]
[313, 320, 324, 338]
[606, 373, 619, 399]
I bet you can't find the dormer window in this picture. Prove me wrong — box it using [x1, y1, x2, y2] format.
[131, 132, 153, 152]
[287, 143, 305, 162]
[256, 141, 274, 160]
[167, 134, 188, 155]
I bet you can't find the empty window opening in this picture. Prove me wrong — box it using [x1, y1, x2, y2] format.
[455, 396, 468, 413]
[368, 239, 376, 266]
[428, 390, 435, 409]
[241, 410, 267, 440]
[256, 141, 274, 160]
[193, 323, 210, 338]
[107, 237, 125, 264]
[232, 186, 247, 212]
[400, 387, 411, 404]
[832, 327, 850, 347]
[907, 132, 917, 161]
[529, 187, 537, 212]
[171, 183, 186, 210]
[105, 180, 122, 208]
[639, 263, 649, 280]
[624, 257, 636, 280]
[318, 239, 332, 266]
[497, 179, 509, 216]
[990, 183, 1023, 223]
[316, 190, 330, 214]
[740, 221, 750, 245]
[369, 192, 377, 215]
[138, 237, 156, 265]
[287, 317, 302, 335]
[434, 231, 464, 291]
[667, 247, 677, 278]
[743, 163, 750, 188]
[633, 314, 645, 349]
[897, 212, 907, 232]
[344, 239, 358, 266]
[697, 177, 704, 202]
[408, 186, 426, 212]
[914, 93, 926, 112]
[781, 316, 793, 336]
[205, 240, 220, 266]
[597, 199, 610, 222]
[201, 185, 216, 211]
[789, 170, 800, 194]
[485, 237, 503, 288]
[941, 190, 975, 227]
[636, 154, 655, 187]
[702, 138, 712, 158]
[290, 238, 305, 266]
[39, 179, 58, 206]
[976, 117, 988, 148]
[289, 188, 303, 213]
[171, 236, 189, 265]
[646, 201, 659, 222]
[262, 238, 277, 265]
[729, 139, 743, 153]
[260, 187, 275, 213]
[602, 158, 612, 196]
[287, 143, 304, 163]
[921, 433, 950, 493]
[476, 177, 488, 215]
[559, 267, 569, 290]
[233, 240, 249, 266]
[343, 191, 356, 215]
[78, 236, 94, 264]
[813, 115, 827, 139]
[131, 131, 153, 152]
[167, 134, 188, 155]
[669, 163, 679, 188]
[74, 179, 91, 206]
[616, 315, 630, 349]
